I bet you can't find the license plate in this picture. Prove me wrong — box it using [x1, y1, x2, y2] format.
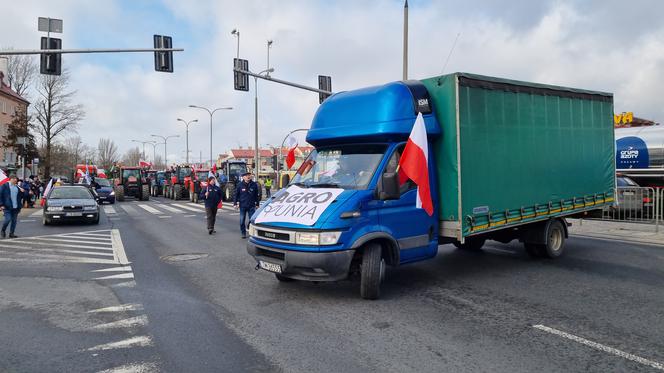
[623, 191, 635, 196]
[259, 260, 282, 273]
[66, 212, 83, 217]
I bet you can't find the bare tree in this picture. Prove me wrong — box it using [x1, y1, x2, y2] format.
[97, 138, 119, 170]
[33, 69, 85, 178]
[6, 54, 37, 98]
[153, 154, 165, 170]
[122, 147, 142, 166]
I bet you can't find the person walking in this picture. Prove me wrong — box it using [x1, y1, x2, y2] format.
[0, 175, 25, 238]
[264, 177, 272, 198]
[234, 172, 260, 238]
[201, 176, 223, 235]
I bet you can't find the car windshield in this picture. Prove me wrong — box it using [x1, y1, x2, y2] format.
[123, 169, 141, 179]
[290, 144, 387, 190]
[229, 163, 246, 178]
[96, 178, 111, 187]
[49, 187, 93, 200]
[179, 167, 192, 178]
[617, 177, 639, 187]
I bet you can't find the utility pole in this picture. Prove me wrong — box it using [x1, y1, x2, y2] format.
[403, 0, 408, 80]
[188, 105, 232, 167]
[151, 134, 179, 166]
[177, 118, 198, 164]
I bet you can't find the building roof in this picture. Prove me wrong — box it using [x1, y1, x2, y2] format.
[0, 74, 29, 105]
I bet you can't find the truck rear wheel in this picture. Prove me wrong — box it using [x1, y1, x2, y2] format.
[360, 242, 385, 300]
[524, 219, 565, 259]
[141, 185, 150, 201]
[115, 187, 125, 202]
[173, 185, 182, 200]
[453, 237, 485, 251]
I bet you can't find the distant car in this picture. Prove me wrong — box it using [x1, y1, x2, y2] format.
[43, 185, 100, 225]
[91, 177, 115, 204]
[613, 175, 646, 216]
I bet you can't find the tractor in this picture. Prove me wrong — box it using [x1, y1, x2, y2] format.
[189, 168, 212, 203]
[112, 166, 150, 201]
[151, 170, 168, 196]
[219, 160, 247, 201]
[164, 165, 192, 200]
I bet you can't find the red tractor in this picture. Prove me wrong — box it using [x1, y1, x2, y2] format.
[164, 165, 192, 200]
[112, 166, 150, 201]
[188, 168, 213, 203]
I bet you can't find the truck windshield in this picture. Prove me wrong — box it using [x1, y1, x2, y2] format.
[229, 163, 246, 178]
[123, 169, 141, 179]
[291, 144, 387, 190]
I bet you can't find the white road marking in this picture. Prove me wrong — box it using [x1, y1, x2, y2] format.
[186, 203, 205, 209]
[533, 325, 664, 371]
[104, 205, 117, 214]
[91, 266, 133, 273]
[157, 215, 172, 219]
[0, 245, 114, 258]
[137, 204, 162, 215]
[30, 210, 43, 217]
[173, 204, 201, 212]
[94, 272, 134, 280]
[221, 205, 235, 211]
[119, 205, 141, 216]
[184, 214, 195, 217]
[111, 280, 136, 288]
[97, 362, 159, 373]
[111, 229, 129, 265]
[157, 204, 186, 213]
[86, 336, 153, 351]
[229, 213, 239, 216]
[0, 249, 118, 264]
[18, 236, 114, 247]
[88, 303, 143, 313]
[3, 240, 113, 251]
[19, 219, 36, 222]
[93, 315, 148, 330]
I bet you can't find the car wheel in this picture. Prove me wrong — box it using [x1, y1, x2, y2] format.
[360, 242, 385, 300]
[42, 215, 50, 226]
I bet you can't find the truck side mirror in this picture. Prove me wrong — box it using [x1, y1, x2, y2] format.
[378, 172, 400, 200]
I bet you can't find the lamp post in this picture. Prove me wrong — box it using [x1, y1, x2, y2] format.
[251, 67, 274, 175]
[231, 29, 240, 59]
[188, 105, 233, 168]
[131, 139, 153, 160]
[177, 118, 198, 164]
[147, 141, 163, 165]
[266, 40, 273, 77]
[277, 128, 309, 189]
[151, 134, 179, 167]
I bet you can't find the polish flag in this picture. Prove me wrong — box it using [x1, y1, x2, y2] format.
[286, 135, 298, 170]
[40, 178, 53, 207]
[139, 160, 151, 168]
[398, 113, 433, 216]
[0, 169, 9, 186]
[209, 163, 217, 178]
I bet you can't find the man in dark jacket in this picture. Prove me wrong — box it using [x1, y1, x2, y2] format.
[201, 176, 223, 234]
[0, 175, 25, 238]
[234, 172, 260, 238]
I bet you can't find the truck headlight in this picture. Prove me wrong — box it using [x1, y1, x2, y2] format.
[47, 206, 63, 212]
[248, 224, 257, 237]
[295, 231, 341, 246]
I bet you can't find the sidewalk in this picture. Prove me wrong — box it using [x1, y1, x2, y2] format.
[568, 218, 664, 246]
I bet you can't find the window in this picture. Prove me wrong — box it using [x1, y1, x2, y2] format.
[383, 144, 416, 193]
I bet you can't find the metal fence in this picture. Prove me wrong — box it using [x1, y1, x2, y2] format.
[599, 187, 662, 231]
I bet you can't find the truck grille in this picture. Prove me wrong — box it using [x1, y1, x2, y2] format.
[257, 229, 290, 242]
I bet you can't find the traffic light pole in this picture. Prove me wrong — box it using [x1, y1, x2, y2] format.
[233, 67, 333, 96]
[0, 48, 184, 55]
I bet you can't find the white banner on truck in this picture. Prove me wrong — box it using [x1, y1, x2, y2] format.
[255, 185, 343, 226]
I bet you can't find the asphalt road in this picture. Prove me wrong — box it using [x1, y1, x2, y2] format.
[1, 197, 663, 372]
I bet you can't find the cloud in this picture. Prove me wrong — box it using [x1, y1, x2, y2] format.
[2, 0, 663, 165]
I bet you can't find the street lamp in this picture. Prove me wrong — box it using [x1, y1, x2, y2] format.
[177, 118, 198, 164]
[188, 105, 232, 168]
[251, 67, 274, 175]
[266, 40, 273, 77]
[147, 141, 163, 165]
[231, 29, 240, 59]
[151, 134, 179, 166]
[131, 139, 153, 160]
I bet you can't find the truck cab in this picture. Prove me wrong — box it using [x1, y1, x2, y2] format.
[247, 81, 441, 299]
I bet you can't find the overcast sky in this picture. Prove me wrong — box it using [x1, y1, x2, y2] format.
[1, 0, 663, 164]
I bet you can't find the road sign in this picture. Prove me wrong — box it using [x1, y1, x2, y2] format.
[40, 37, 62, 75]
[38, 17, 63, 33]
[234, 58, 249, 91]
[33, 158, 40, 165]
[153, 35, 174, 73]
[318, 75, 332, 104]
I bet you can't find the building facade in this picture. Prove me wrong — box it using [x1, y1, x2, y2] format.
[0, 69, 30, 169]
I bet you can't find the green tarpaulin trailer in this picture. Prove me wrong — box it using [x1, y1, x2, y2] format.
[422, 73, 615, 241]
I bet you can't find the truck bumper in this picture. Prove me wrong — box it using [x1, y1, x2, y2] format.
[247, 241, 355, 282]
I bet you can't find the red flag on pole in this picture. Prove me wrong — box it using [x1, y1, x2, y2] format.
[398, 113, 433, 216]
[286, 135, 298, 170]
[0, 169, 9, 186]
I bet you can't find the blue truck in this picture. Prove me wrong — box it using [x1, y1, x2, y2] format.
[247, 73, 615, 299]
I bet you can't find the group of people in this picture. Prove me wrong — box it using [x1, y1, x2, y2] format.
[0, 174, 45, 238]
[201, 171, 262, 238]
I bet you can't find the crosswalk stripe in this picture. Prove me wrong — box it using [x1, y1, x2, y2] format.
[0, 249, 118, 264]
[156, 204, 185, 213]
[172, 204, 201, 212]
[0, 245, 114, 258]
[18, 236, 114, 247]
[6, 240, 114, 251]
[30, 210, 43, 217]
[137, 204, 162, 214]
[88, 304, 143, 313]
[119, 205, 141, 216]
[94, 272, 134, 280]
[186, 203, 205, 209]
[104, 205, 117, 214]
[93, 315, 148, 330]
[86, 336, 153, 351]
[91, 266, 133, 273]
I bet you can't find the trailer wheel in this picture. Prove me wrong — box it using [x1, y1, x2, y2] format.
[275, 274, 295, 282]
[453, 237, 486, 251]
[360, 242, 385, 300]
[543, 220, 565, 258]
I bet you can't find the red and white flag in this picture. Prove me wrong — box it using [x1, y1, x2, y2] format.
[398, 113, 433, 216]
[286, 135, 298, 170]
[209, 163, 217, 178]
[40, 178, 53, 207]
[0, 169, 9, 186]
[139, 160, 151, 168]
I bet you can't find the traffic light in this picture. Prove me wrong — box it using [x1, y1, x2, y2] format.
[318, 75, 332, 104]
[40, 37, 62, 75]
[233, 58, 249, 91]
[271, 155, 279, 171]
[153, 35, 173, 73]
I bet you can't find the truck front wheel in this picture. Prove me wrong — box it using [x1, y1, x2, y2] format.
[360, 242, 385, 300]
